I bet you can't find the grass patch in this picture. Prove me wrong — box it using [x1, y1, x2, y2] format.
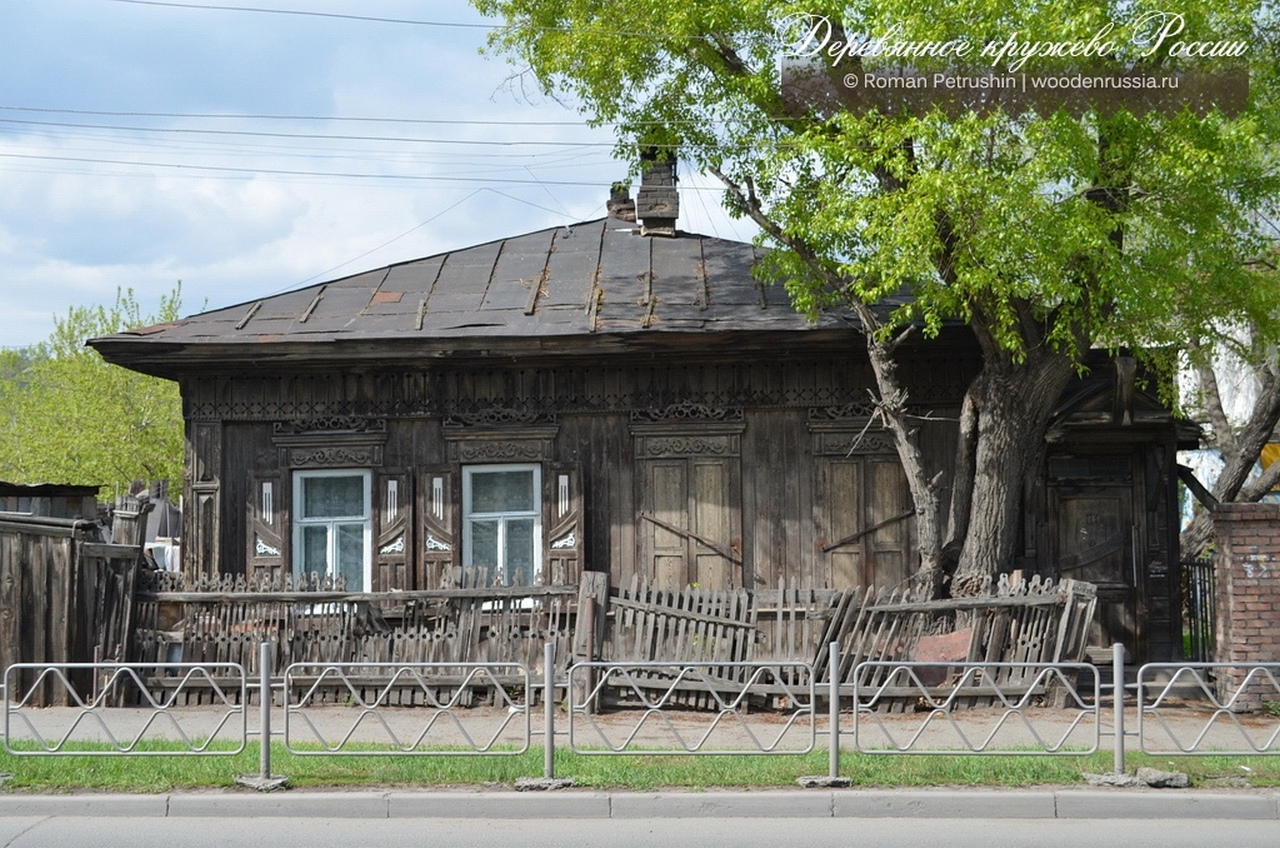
[4, 743, 1280, 792]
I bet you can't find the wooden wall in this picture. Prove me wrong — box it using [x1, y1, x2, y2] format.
[182, 347, 975, 596]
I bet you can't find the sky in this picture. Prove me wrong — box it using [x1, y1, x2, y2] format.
[0, 0, 753, 350]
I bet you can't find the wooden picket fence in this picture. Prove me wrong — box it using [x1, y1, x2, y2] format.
[131, 569, 585, 705]
[603, 574, 1097, 710]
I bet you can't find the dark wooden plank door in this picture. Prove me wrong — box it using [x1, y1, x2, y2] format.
[1050, 484, 1139, 656]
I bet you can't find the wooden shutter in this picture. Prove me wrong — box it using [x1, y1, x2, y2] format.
[373, 469, 411, 592]
[246, 473, 286, 585]
[816, 455, 912, 591]
[637, 456, 742, 591]
[417, 465, 459, 589]
[542, 463, 583, 585]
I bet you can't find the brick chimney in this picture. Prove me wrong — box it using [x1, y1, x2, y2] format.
[635, 147, 678, 236]
[606, 181, 636, 222]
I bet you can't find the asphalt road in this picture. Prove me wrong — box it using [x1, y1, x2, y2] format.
[1, 814, 1279, 848]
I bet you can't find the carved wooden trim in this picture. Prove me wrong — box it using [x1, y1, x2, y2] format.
[443, 424, 558, 463]
[273, 416, 387, 436]
[287, 445, 384, 468]
[807, 413, 897, 456]
[272, 417, 389, 468]
[634, 433, 741, 458]
[630, 403, 745, 424]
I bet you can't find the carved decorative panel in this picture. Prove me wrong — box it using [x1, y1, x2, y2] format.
[443, 424, 557, 464]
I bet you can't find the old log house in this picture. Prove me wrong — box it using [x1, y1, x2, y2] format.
[89, 162, 1195, 665]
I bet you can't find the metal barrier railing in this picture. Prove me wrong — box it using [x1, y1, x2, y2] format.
[851, 661, 1101, 756]
[1138, 662, 1280, 756]
[283, 661, 531, 755]
[566, 660, 816, 755]
[3, 662, 247, 756]
[4, 643, 1280, 788]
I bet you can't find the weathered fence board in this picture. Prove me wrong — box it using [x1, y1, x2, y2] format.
[604, 574, 1097, 710]
[131, 569, 579, 705]
[0, 516, 142, 706]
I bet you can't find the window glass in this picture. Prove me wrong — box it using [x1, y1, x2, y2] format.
[505, 517, 535, 585]
[336, 522, 365, 589]
[302, 475, 365, 519]
[470, 469, 535, 513]
[300, 525, 328, 576]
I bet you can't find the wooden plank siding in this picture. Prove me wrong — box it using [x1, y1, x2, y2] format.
[181, 349, 973, 599]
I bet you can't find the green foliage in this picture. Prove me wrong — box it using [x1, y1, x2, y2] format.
[475, 0, 1280, 369]
[0, 287, 184, 495]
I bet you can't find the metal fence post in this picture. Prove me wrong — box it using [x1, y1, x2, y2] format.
[1112, 642, 1125, 775]
[544, 641, 556, 780]
[259, 641, 272, 781]
[829, 641, 841, 780]
[235, 641, 287, 790]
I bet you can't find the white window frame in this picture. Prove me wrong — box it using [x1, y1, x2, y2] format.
[462, 463, 542, 585]
[291, 469, 372, 591]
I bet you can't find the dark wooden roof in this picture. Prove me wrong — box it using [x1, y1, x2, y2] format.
[91, 219, 871, 376]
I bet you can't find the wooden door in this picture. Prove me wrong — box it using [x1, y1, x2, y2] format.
[1050, 484, 1139, 655]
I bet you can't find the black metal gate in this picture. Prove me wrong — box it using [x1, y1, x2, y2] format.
[1179, 557, 1216, 662]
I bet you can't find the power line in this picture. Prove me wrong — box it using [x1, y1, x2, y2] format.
[108, 0, 499, 29]
[0, 150, 723, 188]
[106, 0, 711, 40]
[0, 117, 615, 148]
[0, 105, 713, 131]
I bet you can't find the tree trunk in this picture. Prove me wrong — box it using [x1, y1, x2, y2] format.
[1179, 357, 1280, 561]
[862, 333, 946, 595]
[950, 348, 1076, 597]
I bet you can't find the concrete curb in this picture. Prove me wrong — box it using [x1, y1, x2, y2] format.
[2, 789, 1280, 820]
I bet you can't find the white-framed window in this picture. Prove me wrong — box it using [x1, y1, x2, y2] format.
[292, 469, 371, 591]
[462, 464, 541, 585]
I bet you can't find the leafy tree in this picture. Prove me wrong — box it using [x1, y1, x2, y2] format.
[1181, 247, 1280, 558]
[0, 287, 185, 495]
[476, 0, 1280, 594]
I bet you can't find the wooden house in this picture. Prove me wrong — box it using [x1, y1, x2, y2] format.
[88, 174, 1196, 663]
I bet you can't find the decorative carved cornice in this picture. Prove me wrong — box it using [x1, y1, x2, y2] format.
[456, 441, 544, 462]
[808, 402, 878, 422]
[630, 403, 744, 424]
[646, 437, 729, 456]
[444, 408, 556, 427]
[443, 423, 557, 463]
[186, 364, 967, 422]
[273, 416, 387, 436]
[289, 446, 383, 468]
[810, 430, 897, 456]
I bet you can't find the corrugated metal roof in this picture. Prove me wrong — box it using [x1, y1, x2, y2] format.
[90, 219, 865, 370]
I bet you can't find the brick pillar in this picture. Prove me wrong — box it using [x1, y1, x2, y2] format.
[1213, 502, 1280, 712]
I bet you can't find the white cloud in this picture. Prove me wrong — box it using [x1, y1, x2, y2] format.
[0, 1, 752, 349]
